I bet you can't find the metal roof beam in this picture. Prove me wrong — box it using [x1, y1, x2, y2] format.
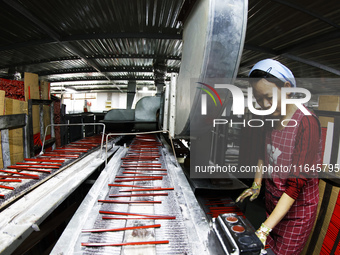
[63, 30, 182, 42]
[0, 38, 55, 52]
[271, 0, 340, 30]
[37, 66, 179, 76]
[0, 54, 181, 69]
[243, 44, 277, 55]
[243, 43, 340, 76]
[0, 33, 182, 53]
[2, 0, 61, 40]
[2, 0, 122, 92]
[47, 76, 171, 82]
[0, 56, 82, 69]
[87, 54, 181, 60]
[276, 30, 340, 54]
[281, 53, 340, 76]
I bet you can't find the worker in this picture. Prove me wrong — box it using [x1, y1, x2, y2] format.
[236, 59, 321, 255]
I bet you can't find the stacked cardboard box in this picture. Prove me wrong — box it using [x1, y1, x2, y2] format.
[302, 95, 340, 254]
[318, 95, 340, 127]
[0, 73, 51, 167]
[24, 72, 40, 135]
[5, 98, 28, 165]
[0, 91, 28, 167]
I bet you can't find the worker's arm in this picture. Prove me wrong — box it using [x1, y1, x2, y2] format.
[263, 192, 295, 229]
[254, 159, 264, 185]
[255, 193, 295, 246]
[236, 159, 264, 203]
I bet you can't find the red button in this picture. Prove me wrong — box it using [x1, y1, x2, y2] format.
[226, 216, 238, 223]
[232, 225, 245, 233]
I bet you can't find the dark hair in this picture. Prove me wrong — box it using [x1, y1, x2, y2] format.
[249, 69, 285, 88]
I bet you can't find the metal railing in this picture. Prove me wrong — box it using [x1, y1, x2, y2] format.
[40, 123, 106, 158]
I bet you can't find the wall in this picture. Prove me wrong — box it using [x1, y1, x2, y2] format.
[63, 92, 128, 113]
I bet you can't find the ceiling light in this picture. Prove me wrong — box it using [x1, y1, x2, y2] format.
[65, 87, 77, 93]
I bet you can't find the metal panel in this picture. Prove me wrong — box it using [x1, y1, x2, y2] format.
[174, 0, 248, 136]
[162, 82, 170, 131]
[169, 73, 177, 137]
[0, 114, 26, 130]
[68, 116, 83, 142]
[127, 80, 136, 109]
[1, 129, 11, 168]
[23, 114, 30, 158]
[82, 114, 95, 137]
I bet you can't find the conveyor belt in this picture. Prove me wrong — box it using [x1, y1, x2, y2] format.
[0, 135, 119, 255]
[0, 135, 113, 210]
[52, 134, 223, 254]
[82, 135, 190, 254]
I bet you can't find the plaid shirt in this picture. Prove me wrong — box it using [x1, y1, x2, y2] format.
[263, 108, 321, 255]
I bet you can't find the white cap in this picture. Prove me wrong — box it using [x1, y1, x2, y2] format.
[249, 59, 296, 87]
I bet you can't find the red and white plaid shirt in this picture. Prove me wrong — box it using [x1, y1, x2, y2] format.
[262, 108, 321, 255]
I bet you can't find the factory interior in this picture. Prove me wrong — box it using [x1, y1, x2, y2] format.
[0, 0, 340, 254]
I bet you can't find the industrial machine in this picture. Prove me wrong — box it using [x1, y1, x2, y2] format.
[0, 0, 268, 254]
[102, 96, 161, 132]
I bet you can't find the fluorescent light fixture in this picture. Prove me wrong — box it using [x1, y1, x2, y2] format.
[65, 86, 77, 93]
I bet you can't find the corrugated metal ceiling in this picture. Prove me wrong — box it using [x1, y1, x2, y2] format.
[0, 0, 339, 94]
[241, 0, 340, 82]
[0, 0, 185, 93]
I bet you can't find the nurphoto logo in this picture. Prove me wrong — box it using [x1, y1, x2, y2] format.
[198, 83, 312, 128]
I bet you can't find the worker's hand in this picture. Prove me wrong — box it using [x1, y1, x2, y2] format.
[235, 181, 261, 203]
[255, 223, 272, 248]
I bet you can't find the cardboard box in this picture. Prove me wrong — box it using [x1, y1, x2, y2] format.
[318, 95, 340, 111]
[10, 153, 24, 166]
[40, 80, 50, 100]
[24, 72, 40, 135]
[5, 98, 28, 115]
[24, 72, 39, 100]
[318, 95, 340, 128]
[5, 98, 28, 164]
[319, 116, 334, 128]
[0, 90, 5, 115]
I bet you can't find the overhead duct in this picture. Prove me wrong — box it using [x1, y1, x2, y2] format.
[174, 0, 248, 136]
[153, 59, 167, 96]
[127, 81, 136, 109]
